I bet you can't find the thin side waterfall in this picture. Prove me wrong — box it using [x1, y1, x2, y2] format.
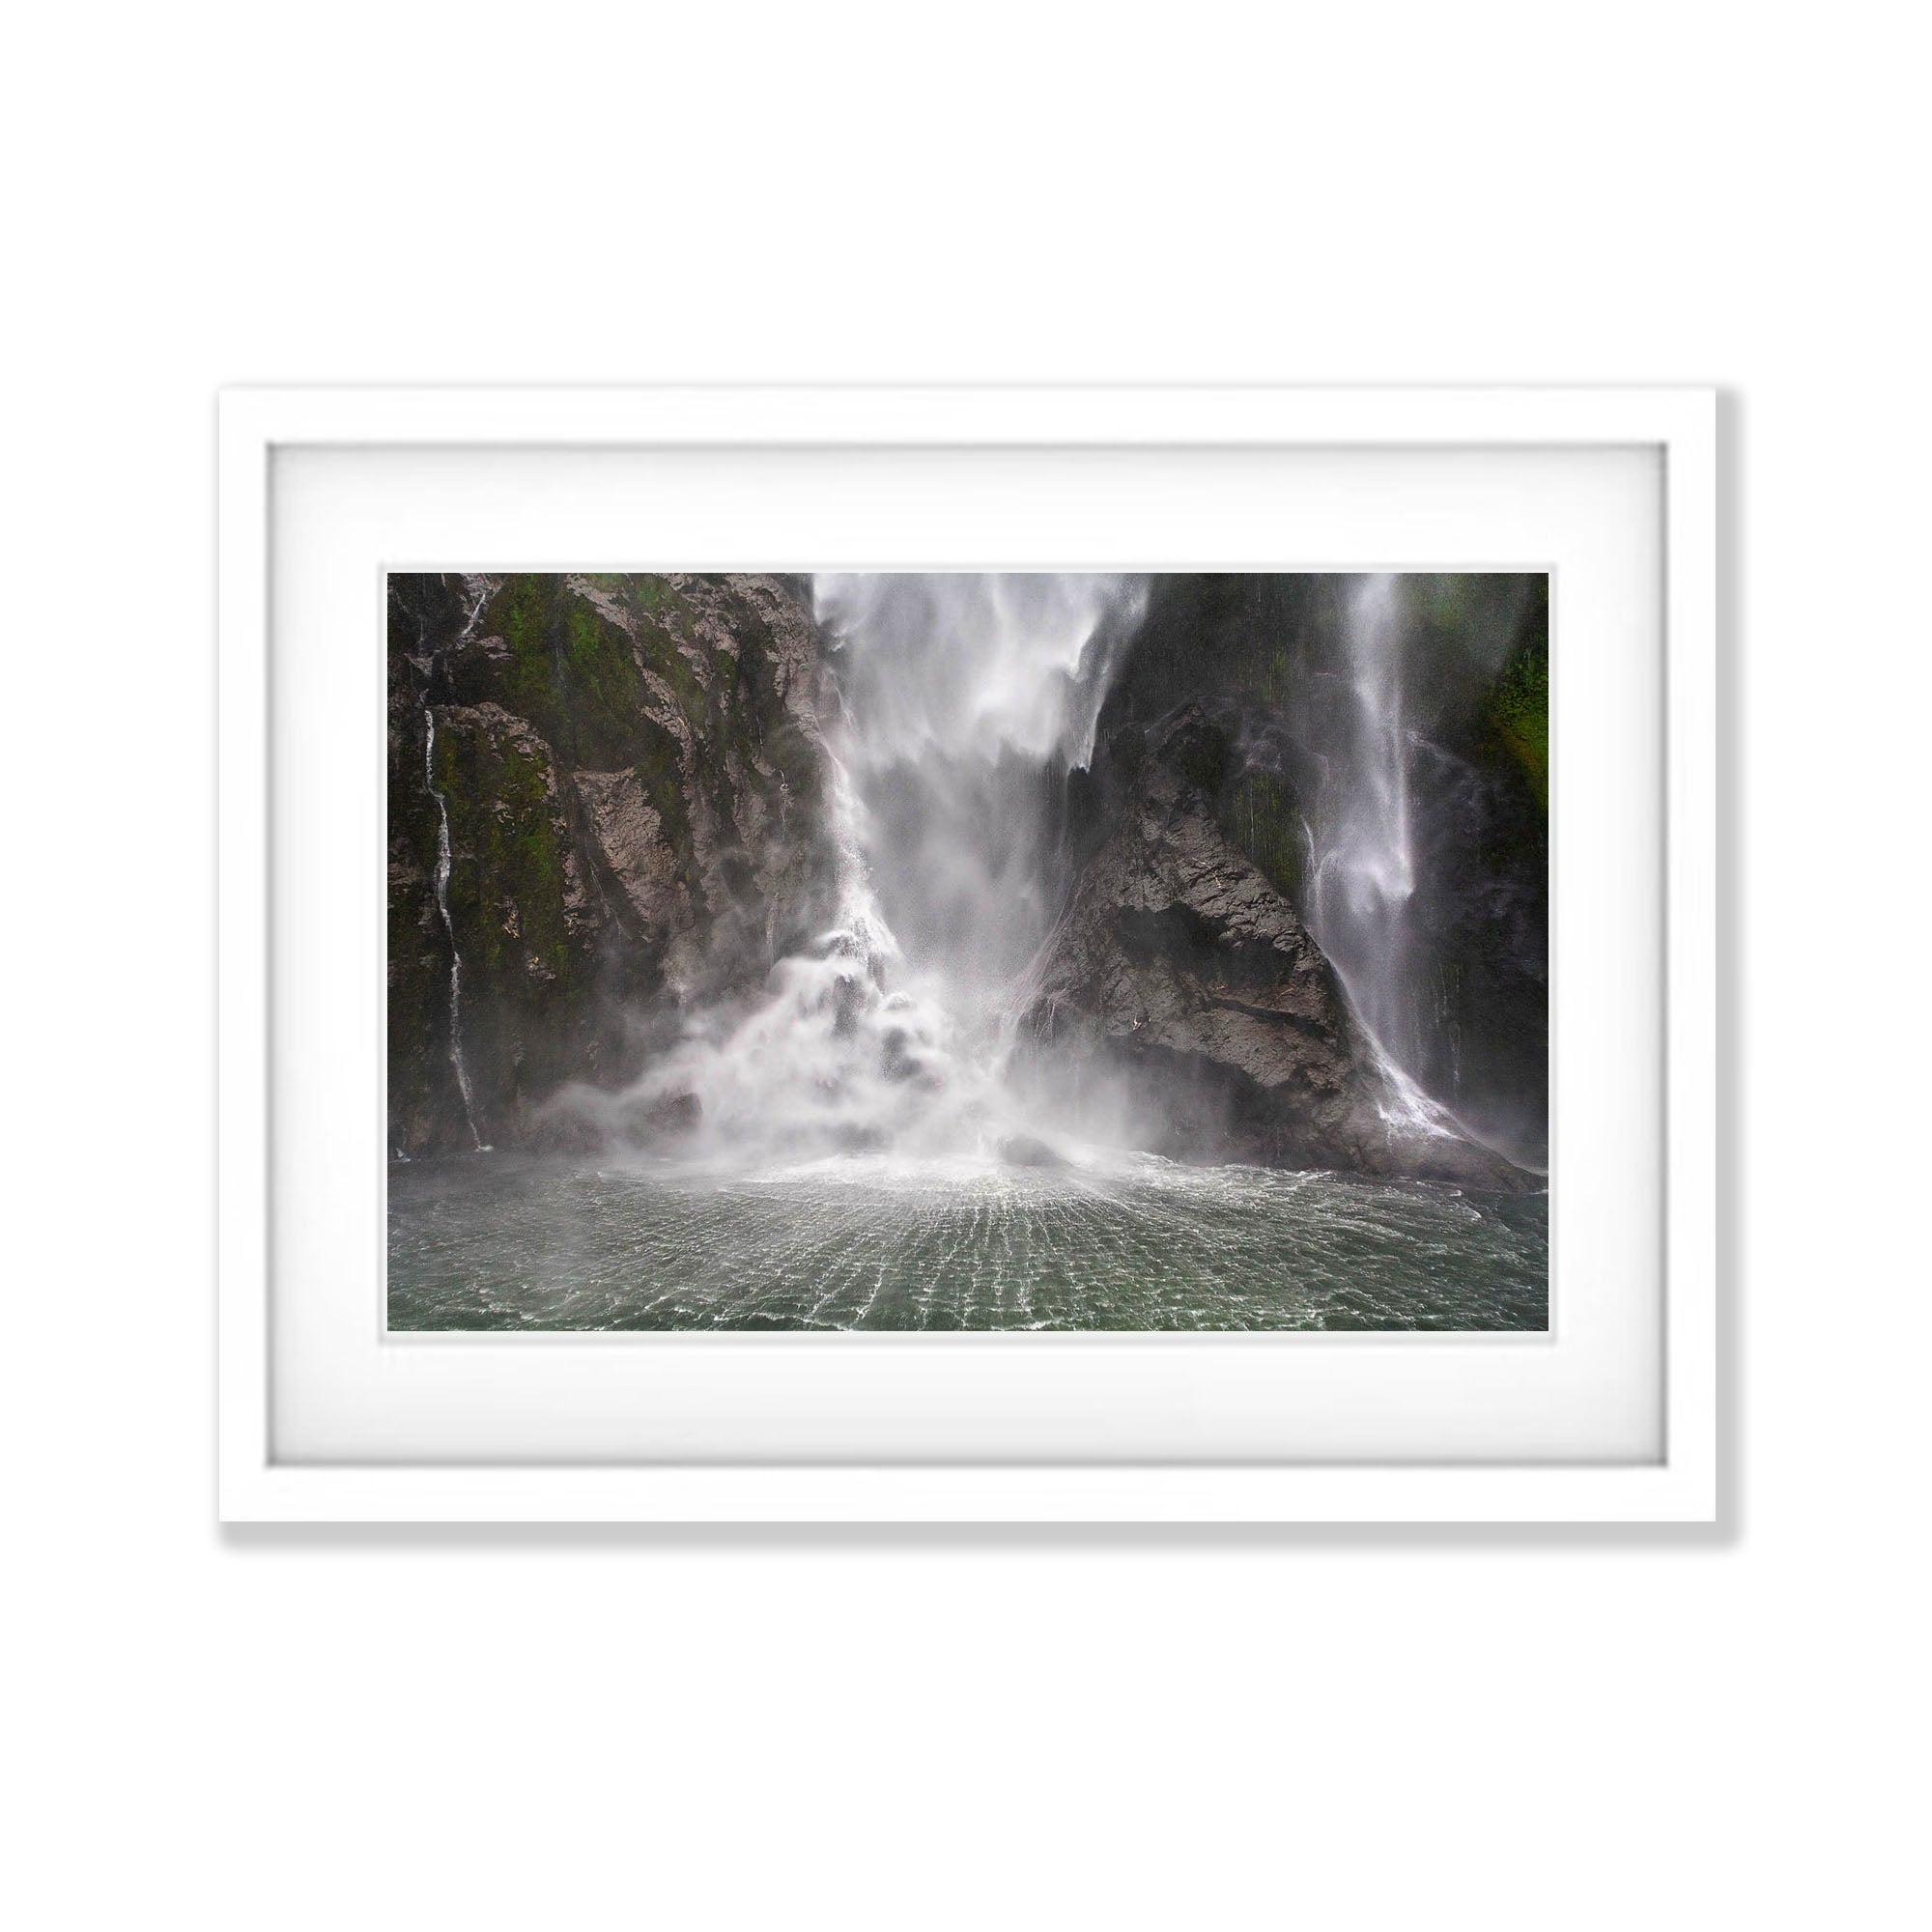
[1304, 576, 1454, 1137]
[456, 575, 494, 642]
[423, 703, 488, 1152]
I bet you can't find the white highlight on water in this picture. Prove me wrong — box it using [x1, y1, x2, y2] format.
[423, 702, 488, 1152]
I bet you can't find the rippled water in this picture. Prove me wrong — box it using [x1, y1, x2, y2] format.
[387, 1151, 1548, 1331]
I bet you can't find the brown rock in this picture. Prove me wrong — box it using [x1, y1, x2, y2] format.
[1017, 707, 1532, 1191]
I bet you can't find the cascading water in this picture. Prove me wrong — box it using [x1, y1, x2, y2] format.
[814, 572, 1142, 986]
[621, 740, 1006, 1163]
[609, 574, 1144, 1167]
[416, 575, 497, 1154]
[422, 704, 488, 1152]
[456, 576, 493, 642]
[1302, 575, 1458, 1137]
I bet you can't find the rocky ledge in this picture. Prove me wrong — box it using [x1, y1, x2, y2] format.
[1014, 707, 1534, 1191]
[387, 571, 841, 1155]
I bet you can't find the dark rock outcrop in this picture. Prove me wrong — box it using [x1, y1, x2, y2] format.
[1015, 708, 1532, 1190]
[1095, 573, 1549, 1163]
[387, 572, 840, 1155]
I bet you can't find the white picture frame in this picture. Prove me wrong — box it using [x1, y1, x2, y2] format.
[218, 385, 1717, 1523]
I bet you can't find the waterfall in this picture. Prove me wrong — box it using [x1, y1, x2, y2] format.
[1302, 576, 1457, 1138]
[817, 745, 903, 978]
[456, 573, 494, 642]
[616, 744, 996, 1164]
[812, 572, 1143, 988]
[422, 702, 488, 1152]
[594, 574, 1143, 1166]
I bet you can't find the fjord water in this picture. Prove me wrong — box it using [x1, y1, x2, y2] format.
[388, 1151, 1548, 1331]
[389, 572, 1548, 1331]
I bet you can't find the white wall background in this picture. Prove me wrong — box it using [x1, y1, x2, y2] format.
[5, 5, 1925, 1926]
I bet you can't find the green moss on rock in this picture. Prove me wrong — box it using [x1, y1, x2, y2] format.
[630, 714, 694, 874]
[388, 571, 838, 1151]
[483, 576, 655, 769]
[1220, 767, 1305, 900]
[1480, 580, 1550, 813]
[435, 710, 579, 995]
[1488, 642, 1548, 810]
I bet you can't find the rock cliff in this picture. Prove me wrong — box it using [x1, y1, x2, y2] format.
[1095, 573, 1549, 1163]
[387, 571, 1544, 1189]
[387, 572, 839, 1154]
[1015, 708, 1533, 1189]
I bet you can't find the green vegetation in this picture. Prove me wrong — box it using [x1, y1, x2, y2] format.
[435, 714, 578, 994]
[1220, 768, 1305, 899]
[387, 570, 837, 1150]
[1488, 639, 1548, 810]
[1402, 573, 1550, 816]
[490, 576, 653, 768]
[642, 615, 710, 737]
[631, 714, 694, 873]
[1476, 578, 1550, 816]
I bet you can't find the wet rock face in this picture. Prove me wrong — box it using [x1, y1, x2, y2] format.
[1098, 573, 1549, 1165]
[1017, 708, 1532, 1190]
[386, 572, 840, 1155]
[570, 769, 694, 962]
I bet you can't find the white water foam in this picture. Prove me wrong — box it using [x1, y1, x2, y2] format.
[589, 576, 1147, 1169]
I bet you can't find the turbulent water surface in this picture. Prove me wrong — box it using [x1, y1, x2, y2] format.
[388, 1152, 1548, 1332]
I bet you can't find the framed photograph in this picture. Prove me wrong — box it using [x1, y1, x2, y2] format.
[218, 386, 1716, 1521]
